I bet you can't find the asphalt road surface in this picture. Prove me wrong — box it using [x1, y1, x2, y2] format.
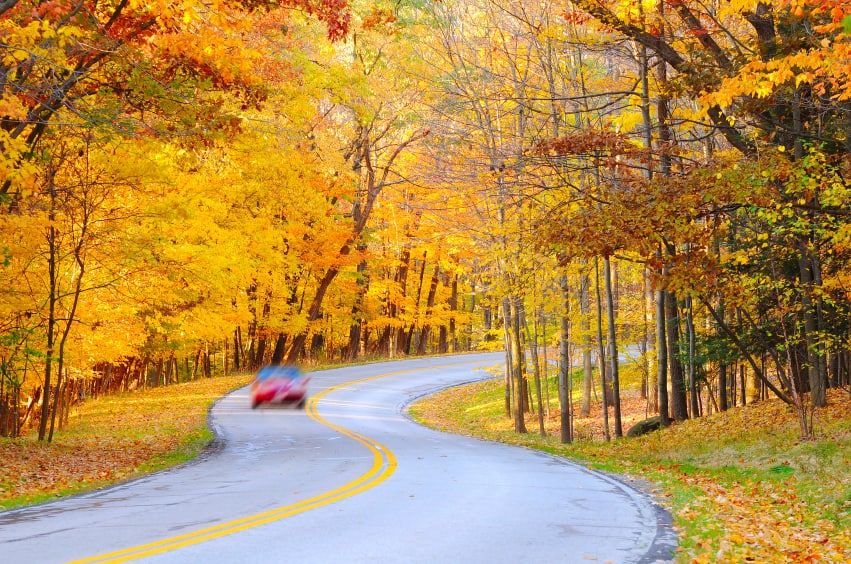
[0, 353, 675, 563]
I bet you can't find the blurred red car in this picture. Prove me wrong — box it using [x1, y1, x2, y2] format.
[251, 365, 309, 409]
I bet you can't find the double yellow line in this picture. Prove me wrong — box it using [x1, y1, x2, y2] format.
[71, 370, 403, 563]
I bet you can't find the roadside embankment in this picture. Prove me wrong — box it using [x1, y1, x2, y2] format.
[0, 374, 251, 511]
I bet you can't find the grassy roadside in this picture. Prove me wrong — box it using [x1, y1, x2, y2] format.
[410, 377, 851, 562]
[0, 374, 252, 511]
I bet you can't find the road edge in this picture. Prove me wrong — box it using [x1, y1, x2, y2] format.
[400, 373, 678, 564]
[0, 381, 246, 517]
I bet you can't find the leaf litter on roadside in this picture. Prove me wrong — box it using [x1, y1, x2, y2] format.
[0, 375, 251, 509]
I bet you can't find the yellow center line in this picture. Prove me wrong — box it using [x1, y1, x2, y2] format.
[69, 360, 479, 563]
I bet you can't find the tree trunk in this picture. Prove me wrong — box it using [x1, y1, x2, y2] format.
[603, 256, 623, 437]
[310, 332, 325, 360]
[686, 295, 699, 417]
[204, 345, 212, 377]
[270, 333, 287, 365]
[405, 251, 429, 355]
[38, 183, 58, 442]
[510, 297, 527, 433]
[718, 296, 728, 411]
[48, 243, 86, 442]
[798, 248, 826, 407]
[449, 275, 458, 352]
[502, 297, 513, 418]
[541, 307, 551, 417]
[522, 303, 545, 436]
[594, 258, 610, 440]
[233, 329, 241, 371]
[667, 293, 689, 421]
[394, 247, 412, 356]
[579, 269, 593, 416]
[347, 256, 369, 360]
[417, 265, 441, 355]
[287, 266, 340, 363]
[254, 336, 267, 370]
[657, 279, 670, 425]
[559, 277, 572, 443]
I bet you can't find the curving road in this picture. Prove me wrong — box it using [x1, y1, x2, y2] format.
[0, 353, 675, 563]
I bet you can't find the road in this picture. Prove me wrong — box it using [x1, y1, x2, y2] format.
[0, 353, 675, 563]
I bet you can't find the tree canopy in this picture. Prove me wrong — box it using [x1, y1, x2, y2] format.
[1, 0, 849, 454]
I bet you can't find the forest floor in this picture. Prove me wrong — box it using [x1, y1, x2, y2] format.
[410, 371, 851, 562]
[0, 374, 251, 511]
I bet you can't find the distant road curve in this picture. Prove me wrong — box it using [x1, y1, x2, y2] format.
[0, 353, 675, 563]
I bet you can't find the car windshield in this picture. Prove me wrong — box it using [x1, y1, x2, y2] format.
[256, 365, 301, 380]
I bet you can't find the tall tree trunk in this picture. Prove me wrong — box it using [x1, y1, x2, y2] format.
[376, 326, 391, 357]
[594, 258, 610, 440]
[417, 265, 441, 355]
[270, 332, 287, 365]
[656, 274, 670, 426]
[348, 320, 364, 360]
[667, 293, 689, 421]
[636, 38, 657, 412]
[287, 266, 340, 363]
[713, 235, 729, 411]
[645, 268, 658, 410]
[254, 336, 267, 370]
[559, 277, 572, 443]
[579, 269, 593, 416]
[347, 256, 369, 360]
[522, 303, 545, 436]
[502, 297, 513, 418]
[603, 256, 623, 437]
[394, 248, 412, 356]
[655, 13, 685, 422]
[245, 282, 258, 368]
[540, 307, 551, 417]
[718, 312, 729, 412]
[449, 274, 458, 352]
[233, 328, 241, 371]
[204, 344, 211, 377]
[686, 295, 699, 417]
[310, 331, 325, 360]
[38, 178, 58, 442]
[192, 350, 200, 379]
[48, 249, 85, 442]
[406, 251, 428, 355]
[510, 297, 527, 433]
[798, 246, 826, 407]
[362, 328, 371, 357]
[438, 273, 450, 353]
[640, 291, 648, 402]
